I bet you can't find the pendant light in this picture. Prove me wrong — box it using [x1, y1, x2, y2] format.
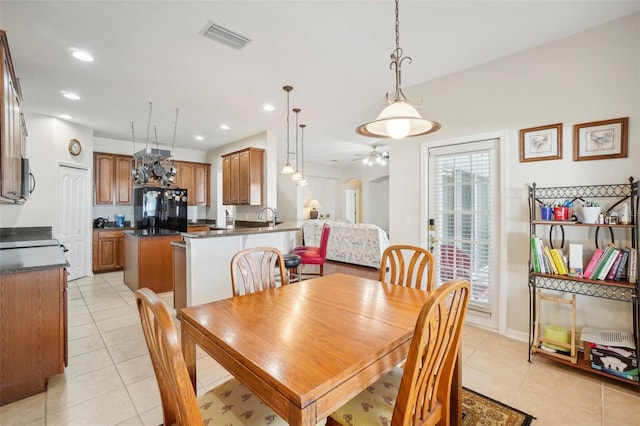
[356, 0, 440, 139]
[290, 108, 303, 181]
[297, 124, 308, 186]
[280, 86, 295, 174]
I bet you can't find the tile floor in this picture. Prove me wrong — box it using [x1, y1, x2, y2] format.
[1, 270, 639, 426]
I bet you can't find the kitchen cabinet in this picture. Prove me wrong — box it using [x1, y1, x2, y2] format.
[0, 267, 67, 405]
[222, 147, 264, 205]
[173, 161, 210, 206]
[92, 229, 124, 272]
[94, 152, 133, 205]
[0, 30, 26, 203]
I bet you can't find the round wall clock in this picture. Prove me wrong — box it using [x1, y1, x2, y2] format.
[69, 139, 82, 156]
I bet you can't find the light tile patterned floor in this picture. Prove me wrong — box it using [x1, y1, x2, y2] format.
[1, 270, 638, 425]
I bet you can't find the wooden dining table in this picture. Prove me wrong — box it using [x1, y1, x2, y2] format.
[180, 272, 461, 426]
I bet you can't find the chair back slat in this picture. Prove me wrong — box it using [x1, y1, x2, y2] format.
[391, 279, 471, 426]
[231, 247, 288, 296]
[135, 288, 202, 425]
[379, 245, 435, 291]
[318, 223, 331, 258]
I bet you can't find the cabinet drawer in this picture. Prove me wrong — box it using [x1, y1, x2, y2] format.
[96, 230, 123, 239]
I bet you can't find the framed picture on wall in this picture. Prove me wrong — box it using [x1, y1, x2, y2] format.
[519, 123, 562, 162]
[573, 117, 628, 161]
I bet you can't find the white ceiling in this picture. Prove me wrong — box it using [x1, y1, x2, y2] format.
[2, 1, 639, 167]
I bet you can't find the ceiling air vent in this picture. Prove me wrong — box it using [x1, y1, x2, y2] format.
[199, 21, 251, 50]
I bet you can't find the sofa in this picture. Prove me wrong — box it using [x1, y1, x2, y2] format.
[301, 219, 389, 269]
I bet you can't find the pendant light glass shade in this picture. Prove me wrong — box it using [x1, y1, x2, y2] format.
[281, 86, 295, 175]
[356, 0, 440, 139]
[356, 100, 441, 139]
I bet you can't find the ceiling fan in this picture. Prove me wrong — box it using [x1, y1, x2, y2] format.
[353, 145, 389, 166]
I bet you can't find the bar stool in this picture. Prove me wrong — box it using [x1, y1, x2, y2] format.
[283, 254, 302, 283]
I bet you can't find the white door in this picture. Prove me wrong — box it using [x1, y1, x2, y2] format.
[346, 189, 357, 223]
[427, 137, 500, 330]
[56, 164, 89, 281]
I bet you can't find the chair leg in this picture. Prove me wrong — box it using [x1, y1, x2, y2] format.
[319, 264, 324, 276]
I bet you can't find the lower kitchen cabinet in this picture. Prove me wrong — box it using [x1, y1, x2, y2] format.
[92, 229, 124, 273]
[0, 267, 67, 405]
[123, 233, 182, 293]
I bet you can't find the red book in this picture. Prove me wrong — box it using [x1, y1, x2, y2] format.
[584, 248, 604, 279]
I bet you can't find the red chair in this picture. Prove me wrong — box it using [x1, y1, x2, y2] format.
[292, 223, 331, 276]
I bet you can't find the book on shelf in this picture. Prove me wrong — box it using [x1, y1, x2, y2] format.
[587, 245, 613, 279]
[596, 247, 619, 280]
[530, 237, 540, 273]
[613, 249, 630, 281]
[550, 248, 568, 275]
[606, 250, 624, 280]
[544, 246, 559, 275]
[584, 248, 604, 279]
[569, 243, 583, 277]
[535, 237, 548, 274]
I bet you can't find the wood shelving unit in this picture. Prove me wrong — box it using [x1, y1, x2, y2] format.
[527, 178, 639, 388]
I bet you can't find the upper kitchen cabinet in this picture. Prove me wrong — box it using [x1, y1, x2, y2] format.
[0, 30, 26, 203]
[173, 160, 210, 206]
[94, 152, 133, 205]
[222, 147, 264, 205]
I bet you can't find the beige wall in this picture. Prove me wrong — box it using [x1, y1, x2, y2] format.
[389, 13, 639, 337]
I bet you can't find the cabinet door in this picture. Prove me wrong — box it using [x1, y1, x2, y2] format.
[239, 150, 250, 204]
[179, 162, 195, 205]
[229, 153, 240, 205]
[115, 155, 132, 205]
[0, 43, 23, 201]
[94, 153, 115, 204]
[194, 163, 210, 206]
[116, 236, 124, 268]
[222, 155, 231, 205]
[97, 238, 119, 270]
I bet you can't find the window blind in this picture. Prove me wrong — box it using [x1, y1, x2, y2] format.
[429, 139, 498, 313]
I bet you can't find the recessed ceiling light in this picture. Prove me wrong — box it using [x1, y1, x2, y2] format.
[195, 135, 204, 141]
[220, 124, 230, 130]
[71, 49, 94, 62]
[63, 92, 80, 100]
[58, 114, 73, 120]
[263, 103, 274, 112]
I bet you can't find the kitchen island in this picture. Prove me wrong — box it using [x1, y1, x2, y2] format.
[176, 221, 301, 309]
[123, 229, 183, 293]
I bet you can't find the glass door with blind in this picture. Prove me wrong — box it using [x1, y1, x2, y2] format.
[428, 138, 499, 327]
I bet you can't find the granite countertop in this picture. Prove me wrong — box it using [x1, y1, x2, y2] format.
[124, 229, 183, 237]
[0, 244, 69, 274]
[181, 221, 302, 239]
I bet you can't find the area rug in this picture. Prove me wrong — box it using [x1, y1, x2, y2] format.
[463, 387, 535, 426]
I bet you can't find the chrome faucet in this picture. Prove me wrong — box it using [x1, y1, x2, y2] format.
[258, 207, 277, 226]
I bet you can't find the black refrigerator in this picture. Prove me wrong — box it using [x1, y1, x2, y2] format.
[134, 187, 188, 232]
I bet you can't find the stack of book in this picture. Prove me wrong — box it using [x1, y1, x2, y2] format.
[530, 237, 637, 282]
[530, 236, 568, 275]
[583, 245, 637, 281]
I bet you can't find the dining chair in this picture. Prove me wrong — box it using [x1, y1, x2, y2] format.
[134, 287, 288, 426]
[230, 246, 288, 296]
[328, 278, 471, 426]
[292, 223, 331, 276]
[379, 244, 436, 291]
